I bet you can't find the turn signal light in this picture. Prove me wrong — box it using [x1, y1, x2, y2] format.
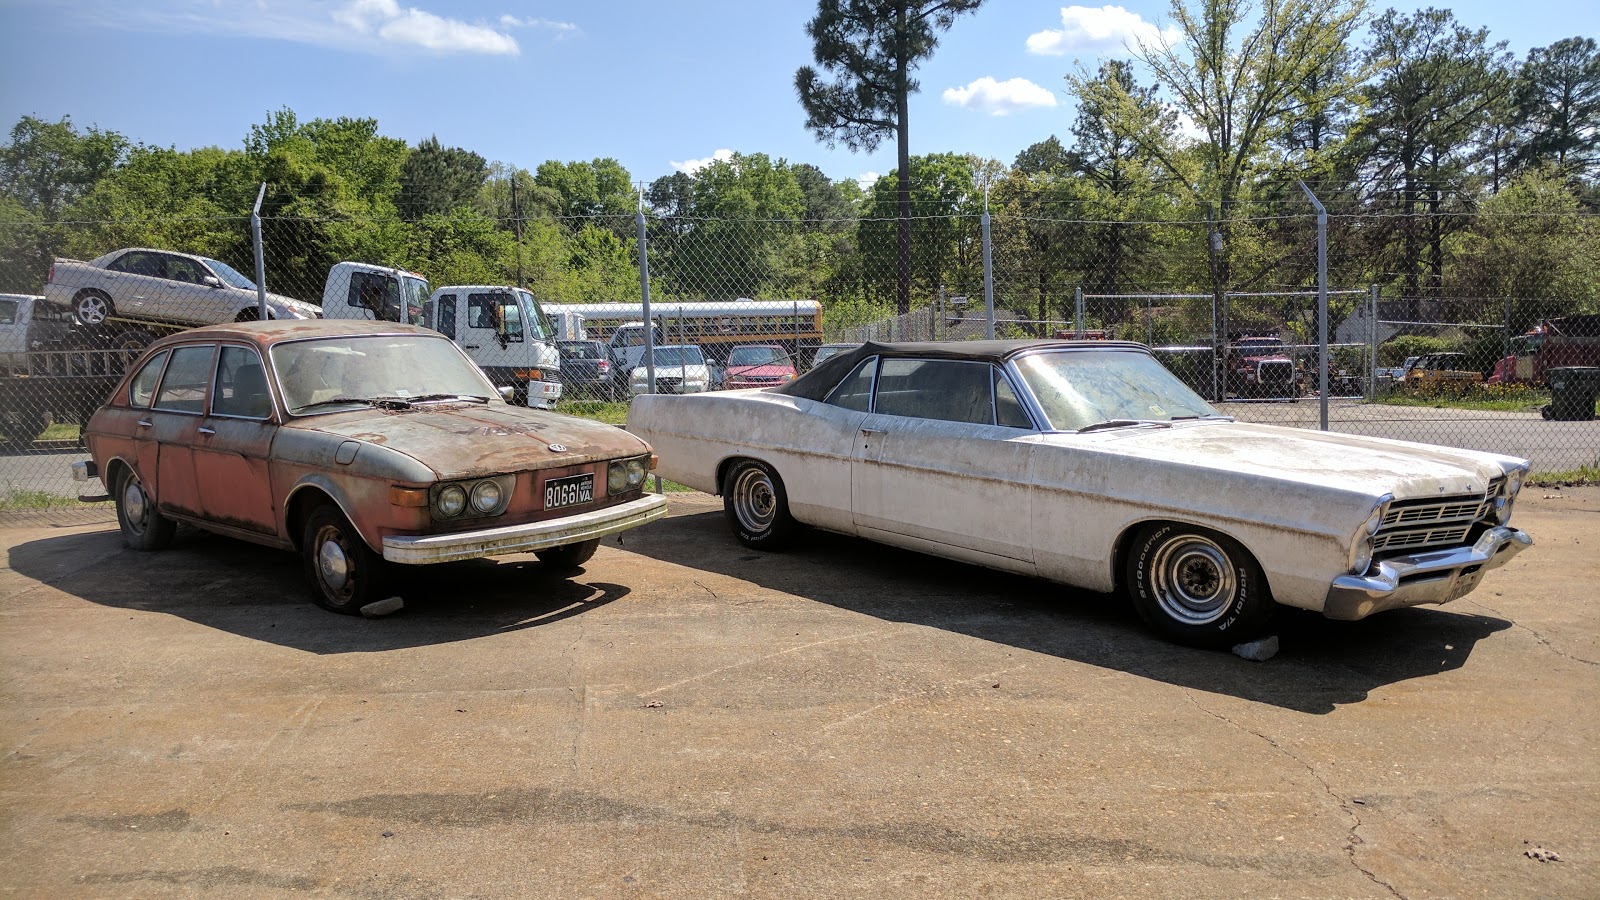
[389, 486, 429, 507]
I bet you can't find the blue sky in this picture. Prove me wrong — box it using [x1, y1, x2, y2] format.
[1, 1, 1596, 189]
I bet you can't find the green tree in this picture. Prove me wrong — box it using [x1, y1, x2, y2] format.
[0, 115, 128, 217]
[858, 153, 983, 306]
[796, 0, 985, 315]
[1449, 167, 1600, 321]
[1514, 37, 1600, 180]
[398, 136, 488, 221]
[673, 152, 807, 299]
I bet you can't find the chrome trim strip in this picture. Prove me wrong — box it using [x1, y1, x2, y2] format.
[382, 493, 668, 564]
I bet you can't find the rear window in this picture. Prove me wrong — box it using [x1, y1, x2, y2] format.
[560, 342, 601, 359]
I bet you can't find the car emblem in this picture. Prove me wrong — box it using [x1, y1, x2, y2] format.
[548, 443, 568, 453]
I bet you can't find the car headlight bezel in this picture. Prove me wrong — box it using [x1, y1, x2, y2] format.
[1348, 493, 1392, 575]
[608, 454, 652, 495]
[437, 484, 468, 518]
[1495, 463, 1529, 524]
[432, 475, 514, 520]
[471, 479, 502, 514]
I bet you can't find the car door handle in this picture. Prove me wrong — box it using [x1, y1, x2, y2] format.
[137, 419, 153, 428]
[861, 427, 886, 436]
[465, 344, 481, 350]
[198, 426, 216, 435]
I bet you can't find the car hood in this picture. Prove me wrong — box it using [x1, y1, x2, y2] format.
[1043, 421, 1514, 500]
[290, 403, 648, 480]
[632, 365, 708, 377]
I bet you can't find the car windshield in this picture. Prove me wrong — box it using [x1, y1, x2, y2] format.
[272, 334, 494, 414]
[728, 346, 784, 367]
[646, 347, 704, 367]
[1015, 349, 1219, 431]
[560, 341, 601, 359]
[204, 258, 258, 290]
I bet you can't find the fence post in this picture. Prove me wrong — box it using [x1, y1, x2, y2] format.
[636, 198, 654, 395]
[1369, 283, 1379, 401]
[982, 186, 995, 340]
[1298, 180, 1329, 431]
[1147, 296, 1153, 346]
[251, 182, 267, 320]
[1074, 286, 1084, 339]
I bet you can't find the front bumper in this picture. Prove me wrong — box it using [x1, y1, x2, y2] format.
[526, 377, 562, 407]
[382, 493, 667, 564]
[1323, 525, 1532, 620]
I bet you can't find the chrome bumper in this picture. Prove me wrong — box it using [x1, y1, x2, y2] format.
[1324, 526, 1532, 620]
[382, 493, 667, 565]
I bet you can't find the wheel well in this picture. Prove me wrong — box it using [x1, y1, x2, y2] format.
[73, 288, 109, 300]
[285, 487, 337, 550]
[103, 458, 131, 494]
[714, 455, 764, 496]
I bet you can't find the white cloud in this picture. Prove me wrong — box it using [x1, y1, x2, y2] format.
[499, 15, 580, 37]
[856, 171, 881, 190]
[670, 148, 734, 174]
[942, 77, 1058, 116]
[335, 0, 518, 55]
[1026, 5, 1179, 56]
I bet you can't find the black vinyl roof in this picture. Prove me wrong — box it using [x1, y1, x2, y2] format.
[776, 338, 1149, 401]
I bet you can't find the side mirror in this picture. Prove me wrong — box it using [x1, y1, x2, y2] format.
[497, 385, 515, 402]
[202, 275, 222, 288]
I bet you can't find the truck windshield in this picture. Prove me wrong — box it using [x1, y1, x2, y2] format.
[205, 258, 258, 290]
[401, 277, 429, 326]
[516, 289, 553, 341]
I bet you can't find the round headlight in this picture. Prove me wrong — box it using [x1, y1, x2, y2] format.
[437, 484, 467, 517]
[626, 458, 647, 486]
[608, 462, 629, 493]
[471, 480, 502, 513]
[1350, 537, 1375, 576]
[1506, 468, 1525, 498]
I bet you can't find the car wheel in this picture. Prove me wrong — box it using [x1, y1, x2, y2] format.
[535, 539, 600, 571]
[1125, 523, 1273, 648]
[235, 306, 260, 322]
[74, 290, 114, 326]
[115, 468, 175, 551]
[302, 504, 389, 614]
[723, 460, 798, 550]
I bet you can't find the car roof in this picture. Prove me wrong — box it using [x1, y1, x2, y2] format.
[141, 319, 440, 353]
[777, 338, 1149, 401]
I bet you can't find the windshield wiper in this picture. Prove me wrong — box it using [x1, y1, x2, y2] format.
[290, 397, 411, 414]
[1168, 413, 1231, 421]
[403, 393, 491, 404]
[1076, 419, 1173, 433]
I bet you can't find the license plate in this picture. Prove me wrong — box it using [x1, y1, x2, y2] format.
[543, 473, 594, 510]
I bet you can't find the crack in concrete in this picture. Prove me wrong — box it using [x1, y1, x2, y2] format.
[1462, 599, 1597, 667]
[1184, 693, 1406, 899]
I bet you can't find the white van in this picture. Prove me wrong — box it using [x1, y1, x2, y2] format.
[425, 285, 563, 408]
[321, 261, 430, 325]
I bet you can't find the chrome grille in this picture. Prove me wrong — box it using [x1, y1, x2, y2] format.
[1382, 499, 1485, 527]
[1374, 525, 1473, 552]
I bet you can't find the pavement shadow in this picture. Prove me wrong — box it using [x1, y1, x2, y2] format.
[6, 526, 629, 654]
[626, 508, 1514, 715]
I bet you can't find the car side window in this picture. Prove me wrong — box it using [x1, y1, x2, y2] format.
[825, 357, 876, 411]
[153, 345, 216, 414]
[0, 298, 15, 325]
[109, 251, 162, 277]
[995, 369, 1033, 428]
[434, 295, 457, 339]
[164, 255, 208, 284]
[212, 345, 272, 418]
[127, 350, 170, 408]
[874, 358, 994, 425]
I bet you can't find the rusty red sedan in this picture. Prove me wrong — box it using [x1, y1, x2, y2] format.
[72, 320, 666, 613]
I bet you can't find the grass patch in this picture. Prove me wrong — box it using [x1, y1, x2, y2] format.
[0, 488, 100, 510]
[1528, 466, 1600, 487]
[42, 422, 81, 441]
[555, 399, 631, 426]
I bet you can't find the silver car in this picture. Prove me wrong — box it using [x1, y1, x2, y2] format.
[45, 247, 321, 328]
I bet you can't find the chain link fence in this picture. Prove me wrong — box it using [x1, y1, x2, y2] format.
[2, 204, 1598, 506]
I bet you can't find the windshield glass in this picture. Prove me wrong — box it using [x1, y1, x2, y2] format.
[647, 346, 704, 367]
[516, 289, 553, 340]
[1015, 349, 1218, 431]
[204, 258, 258, 290]
[272, 334, 493, 414]
[401, 277, 429, 326]
[559, 341, 600, 359]
[728, 346, 784, 367]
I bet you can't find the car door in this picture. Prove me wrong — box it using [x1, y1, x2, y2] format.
[147, 343, 216, 518]
[192, 344, 279, 534]
[104, 250, 171, 320]
[164, 254, 234, 324]
[851, 357, 1036, 567]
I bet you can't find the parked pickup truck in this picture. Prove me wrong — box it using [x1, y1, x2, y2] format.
[44, 247, 321, 329]
[0, 293, 129, 444]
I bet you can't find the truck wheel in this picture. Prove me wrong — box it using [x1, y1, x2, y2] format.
[115, 468, 176, 551]
[74, 290, 114, 326]
[302, 504, 389, 614]
[2, 410, 51, 444]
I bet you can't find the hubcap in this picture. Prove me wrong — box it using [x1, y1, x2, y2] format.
[121, 477, 147, 532]
[732, 467, 776, 533]
[316, 528, 352, 594]
[79, 296, 108, 324]
[1149, 534, 1236, 626]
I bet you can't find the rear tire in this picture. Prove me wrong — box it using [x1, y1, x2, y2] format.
[1125, 523, 1274, 648]
[74, 290, 114, 326]
[302, 504, 389, 614]
[723, 460, 798, 550]
[115, 468, 175, 552]
[535, 539, 600, 571]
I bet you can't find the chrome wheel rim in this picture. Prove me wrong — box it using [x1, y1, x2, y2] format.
[121, 476, 148, 534]
[731, 467, 776, 534]
[1149, 534, 1236, 626]
[78, 295, 108, 324]
[315, 525, 353, 598]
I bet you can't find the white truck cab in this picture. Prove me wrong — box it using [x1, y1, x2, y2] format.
[607, 322, 667, 376]
[425, 285, 563, 408]
[321, 262, 430, 326]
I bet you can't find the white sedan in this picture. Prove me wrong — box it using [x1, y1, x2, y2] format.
[629, 344, 713, 395]
[628, 340, 1533, 648]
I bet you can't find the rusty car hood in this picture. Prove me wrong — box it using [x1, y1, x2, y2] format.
[1048, 420, 1514, 500]
[288, 403, 647, 480]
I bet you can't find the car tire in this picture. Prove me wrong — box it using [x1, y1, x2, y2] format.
[115, 468, 176, 552]
[1125, 523, 1273, 648]
[535, 539, 600, 571]
[74, 290, 114, 326]
[302, 504, 389, 615]
[723, 459, 798, 550]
